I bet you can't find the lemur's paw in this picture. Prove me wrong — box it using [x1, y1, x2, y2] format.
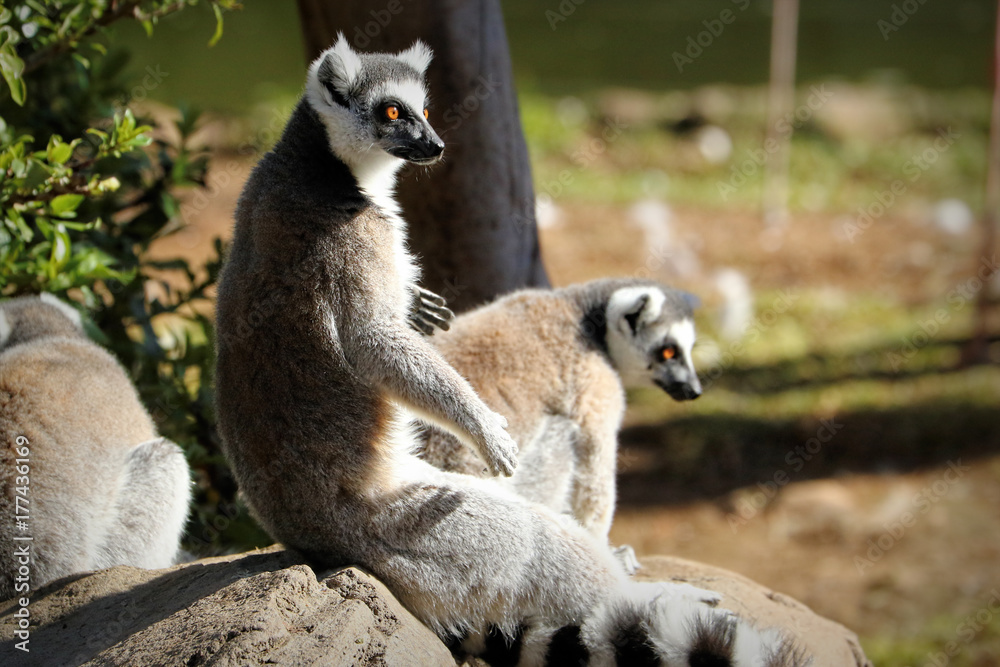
[407, 285, 454, 335]
[612, 544, 642, 576]
[478, 411, 518, 477]
[630, 580, 724, 609]
[656, 581, 724, 608]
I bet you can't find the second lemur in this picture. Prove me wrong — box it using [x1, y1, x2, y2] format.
[214, 35, 807, 666]
[421, 278, 700, 571]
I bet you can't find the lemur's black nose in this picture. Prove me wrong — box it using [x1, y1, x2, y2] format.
[667, 381, 701, 401]
[426, 139, 444, 158]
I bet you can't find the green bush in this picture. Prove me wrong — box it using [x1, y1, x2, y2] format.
[0, 0, 265, 555]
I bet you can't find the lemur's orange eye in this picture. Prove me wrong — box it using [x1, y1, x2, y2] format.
[662, 345, 677, 361]
[385, 105, 399, 121]
[423, 108, 429, 119]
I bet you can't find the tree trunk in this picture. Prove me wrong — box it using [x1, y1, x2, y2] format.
[962, 0, 1000, 365]
[763, 0, 799, 230]
[295, 0, 548, 312]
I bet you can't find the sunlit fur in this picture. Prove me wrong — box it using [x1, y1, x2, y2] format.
[0, 296, 191, 598]
[214, 39, 809, 667]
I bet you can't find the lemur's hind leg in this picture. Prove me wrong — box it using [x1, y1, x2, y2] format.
[356, 463, 732, 665]
[94, 437, 191, 570]
[507, 415, 580, 515]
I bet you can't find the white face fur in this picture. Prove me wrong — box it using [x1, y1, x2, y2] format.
[605, 286, 702, 400]
[304, 34, 442, 211]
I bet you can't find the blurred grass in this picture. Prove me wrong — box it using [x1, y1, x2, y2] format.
[623, 289, 999, 483]
[108, 1, 996, 111]
[863, 609, 1000, 666]
[226, 83, 990, 215]
[519, 85, 990, 214]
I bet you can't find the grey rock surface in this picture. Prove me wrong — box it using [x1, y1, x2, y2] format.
[1, 546, 870, 666]
[0, 546, 456, 666]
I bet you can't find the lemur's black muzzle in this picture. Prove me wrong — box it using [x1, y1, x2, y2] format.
[654, 366, 702, 402]
[388, 127, 445, 164]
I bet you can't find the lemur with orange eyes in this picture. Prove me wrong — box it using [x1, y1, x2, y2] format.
[421, 279, 701, 574]
[214, 35, 808, 666]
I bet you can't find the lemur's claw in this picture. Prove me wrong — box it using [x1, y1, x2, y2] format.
[408, 285, 454, 335]
[415, 286, 447, 306]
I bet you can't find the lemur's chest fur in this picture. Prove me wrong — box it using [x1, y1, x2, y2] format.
[353, 160, 419, 293]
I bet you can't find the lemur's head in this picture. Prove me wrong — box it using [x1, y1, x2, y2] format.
[605, 285, 702, 401]
[306, 34, 443, 174]
[0, 293, 84, 352]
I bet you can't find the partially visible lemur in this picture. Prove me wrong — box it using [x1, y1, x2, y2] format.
[0, 295, 191, 598]
[420, 279, 700, 571]
[214, 35, 807, 665]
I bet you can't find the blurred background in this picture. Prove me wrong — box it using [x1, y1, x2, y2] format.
[3, 0, 999, 662]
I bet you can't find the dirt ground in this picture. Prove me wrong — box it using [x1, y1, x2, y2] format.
[543, 199, 1000, 649]
[154, 152, 1000, 652]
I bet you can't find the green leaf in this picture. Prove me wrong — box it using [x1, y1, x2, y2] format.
[0, 62, 26, 106]
[51, 224, 71, 266]
[209, 3, 224, 47]
[13, 213, 32, 242]
[50, 193, 85, 217]
[59, 219, 98, 231]
[0, 25, 16, 48]
[0, 27, 24, 106]
[57, 3, 84, 38]
[161, 191, 180, 220]
[22, 158, 50, 189]
[47, 136, 76, 165]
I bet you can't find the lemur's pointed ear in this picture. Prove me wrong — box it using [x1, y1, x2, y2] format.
[680, 291, 701, 310]
[40, 292, 83, 328]
[314, 33, 362, 108]
[624, 294, 650, 334]
[398, 40, 432, 76]
[0, 309, 10, 348]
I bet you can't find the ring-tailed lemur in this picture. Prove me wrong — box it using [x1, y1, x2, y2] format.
[0, 295, 191, 598]
[214, 36, 808, 665]
[420, 279, 701, 572]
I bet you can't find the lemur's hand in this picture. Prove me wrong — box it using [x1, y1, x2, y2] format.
[408, 285, 454, 335]
[475, 410, 518, 477]
[613, 545, 642, 576]
[644, 581, 724, 608]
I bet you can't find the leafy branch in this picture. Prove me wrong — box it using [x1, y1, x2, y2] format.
[1, 0, 240, 106]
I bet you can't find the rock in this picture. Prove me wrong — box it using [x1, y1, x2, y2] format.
[637, 556, 871, 667]
[1, 546, 870, 666]
[0, 546, 456, 667]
